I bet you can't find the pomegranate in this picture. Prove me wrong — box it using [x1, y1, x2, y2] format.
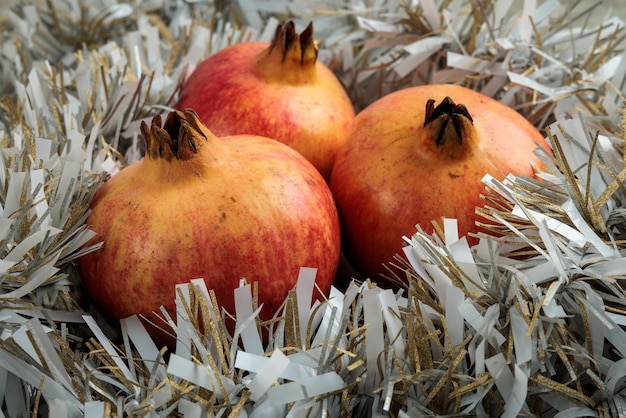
[78, 109, 341, 342]
[329, 84, 550, 282]
[175, 21, 355, 181]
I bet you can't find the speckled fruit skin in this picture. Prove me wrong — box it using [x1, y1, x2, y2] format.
[175, 23, 355, 181]
[77, 110, 341, 342]
[329, 84, 551, 282]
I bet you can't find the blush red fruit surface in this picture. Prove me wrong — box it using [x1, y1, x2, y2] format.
[77, 110, 341, 343]
[176, 21, 355, 181]
[329, 83, 551, 282]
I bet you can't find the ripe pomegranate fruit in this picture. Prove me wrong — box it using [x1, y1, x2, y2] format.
[78, 109, 341, 343]
[175, 21, 355, 181]
[329, 84, 550, 282]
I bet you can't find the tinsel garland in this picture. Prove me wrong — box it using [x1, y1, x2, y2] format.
[0, 0, 625, 416]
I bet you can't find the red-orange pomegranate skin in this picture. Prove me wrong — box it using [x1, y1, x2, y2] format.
[176, 22, 355, 181]
[329, 84, 551, 282]
[78, 110, 341, 342]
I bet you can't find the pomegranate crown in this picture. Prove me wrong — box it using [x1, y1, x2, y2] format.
[269, 21, 318, 64]
[424, 96, 474, 146]
[140, 109, 210, 161]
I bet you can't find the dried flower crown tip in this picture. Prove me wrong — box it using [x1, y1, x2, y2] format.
[140, 109, 212, 161]
[424, 96, 474, 146]
[269, 20, 319, 65]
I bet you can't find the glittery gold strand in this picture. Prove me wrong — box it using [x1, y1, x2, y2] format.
[441, 252, 487, 297]
[387, 379, 412, 418]
[339, 386, 352, 418]
[448, 372, 494, 401]
[204, 14, 217, 55]
[126, 401, 155, 418]
[590, 166, 626, 233]
[550, 125, 592, 221]
[514, 174, 567, 198]
[531, 374, 596, 407]
[165, 64, 189, 110]
[525, 100, 556, 128]
[175, 285, 198, 333]
[603, 304, 626, 316]
[619, 105, 626, 142]
[163, 377, 210, 410]
[513, 292, 533, 320]
[472, 221, 512, 239]
[196, 288, 214, 345]
[414, 325, 440, 372]
[480, 189, 515, 212]
[13, 33, 28, 86]
[500, 247, 543, 259]
[283, 290, 299, 351]
[576, 297, 595, 370]
[193, 352, 232, 408]
[426, 243, 484, 297]
[574, 94, 606, 123]
[98, 65, 110, 106]
[0, 338, 26, 365]
[207, 288, 232, 367]
[305, 301, 327, 351]
[258, 315, 283, 339]
[547, 335, 577, 382]
[448, 379, 461, 414]
[587, 27, 623, 74]
[58, 61, 67, 106]
[585, 368, 607, 393]
[227, 389, 250, 418]
[406, 305, 423, 372]
[26, 329, 52, 378]
[85, 339, 135, 391]
[310, 385, 352, 410]
[597, 404, 609, 418]
[50, 334, 89, 403]
[425, 346, 468, 405]
[516, 197, 569, 221]
[591, 158, 626, 199]
[585, 131, 602, 211]
[430, 219, 445, 243]
[407, 279, 439, 314]
[397, 4, 437, 37]
[342, 324, 368, 346]
[537, 325, 557, 371]
[526, 283, 554, 339]
[164, 40, 182, 79]
[5, 271, 27, 281]
[0, 95, 22, 131]
[203, 299, 231, 374]
[137, 71, 156, 120]
[343, 357, 364, 374]
[436, 314, 453, 363]
[289, 290, 303, 349]
[578, 22, 608, 73]
[253, 281, 259, 312]
[44, 61, 57, 98]
[31, 376, 45, 418]
[48, 99, 64, 139]
[0, 299, 39, 312]
[506, 320, 514, 365]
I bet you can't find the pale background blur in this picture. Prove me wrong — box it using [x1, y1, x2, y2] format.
[581, 0, 626, 24]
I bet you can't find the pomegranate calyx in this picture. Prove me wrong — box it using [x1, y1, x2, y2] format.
[141, 109, 209, 161]
[424, 96, 473, 146]
[268, 21, 318, 66]
[297, 22, 317, 64]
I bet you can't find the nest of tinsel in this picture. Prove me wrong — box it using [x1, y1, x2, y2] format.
[1, 0, 626, 416]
